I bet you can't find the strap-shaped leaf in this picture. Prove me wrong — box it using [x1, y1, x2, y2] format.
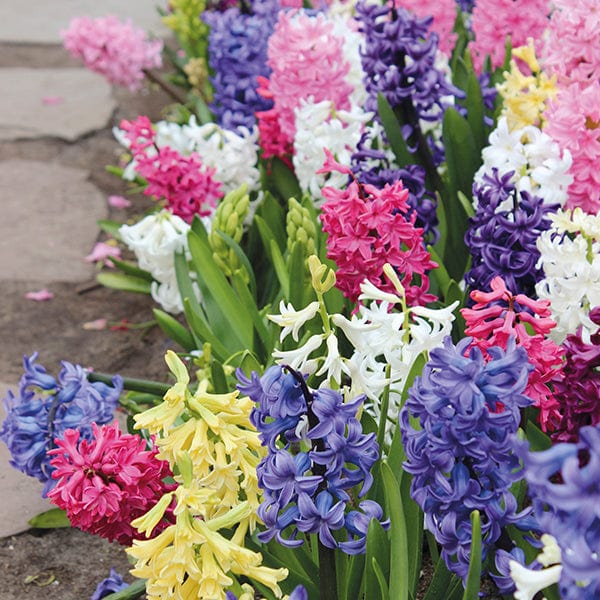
[96, 272, 151, 295]
[182, 297, 229, 361]
[152, 309, 196, 351]
[28, 508, 70, 529]
[287, 241, 308, 309]
[365, 519, 391, 600]
[110, 257, 154, 281]
[214, 230, 257, 299]
[377, 93, 415, 167]
[462, 510, 482, 600]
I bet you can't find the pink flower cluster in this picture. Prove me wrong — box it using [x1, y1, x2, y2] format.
[469, 0, 549, 71]
[257, 11, 352, 159]
[462, 276, 564, 431]
[120, 116, 223, 222]
[319, 152, 436, 306]
[62, 16, 163, 91]
[47, 423, 175, 545]
[395, 0, 457, 55]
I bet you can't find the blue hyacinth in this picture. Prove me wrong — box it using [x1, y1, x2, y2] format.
[202, 0, 279, 131]
[0, 353, 122, 495]
[400, 336, 537, 582]
[238, 365, 387, 555]
[91, 568, 128, 600]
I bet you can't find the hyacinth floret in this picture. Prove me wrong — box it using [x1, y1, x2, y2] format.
[400, 336, 536, 581]
[242, 365, 386, 555]
[47, 423, 175, 545]
[0, 354, 122, 495]
[465, 168, 558, 297]
[320, 151, 437, 306]
[518, 424, 600, 597]
[202, 0, 278, 130]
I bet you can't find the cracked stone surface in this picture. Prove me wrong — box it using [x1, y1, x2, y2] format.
[0, 68, 116, 142]
[0, 159, 107, 282]
[0, 0, 168, 44]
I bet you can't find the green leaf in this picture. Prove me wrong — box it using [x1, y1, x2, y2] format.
[371, 558, 390, 600]
[28, 508, 71, 529]
[210, 360, 228, 393]
[288, 241, 307, 309]
[377, 93, 415, 167]
[174, 251, 204, 317]
[465, 71, 487, 151]
[97, 219, 123, 239]
[110, 258, 154, 281]
[271, 157, 302, 202]
[152, 309, 196, 351]
[401, 472, 424, 597]
[365, 519, 391, 600]
[182, 297, 229, 361]
[270, 239, 290, 298]
[256, 192, 286, 252]
[423, 555, 457, 600]
[457, 191, 475, 219]
[96, 272, 151, 295]
[214, 230, 257, 298]
[381, 461, 409, 600]
[237, 350, 262, 377]
[100, 579, 146, 600]
[462, 510, 482, 600]
[525, 420, 552, 451]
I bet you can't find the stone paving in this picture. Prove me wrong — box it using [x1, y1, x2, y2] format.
[0, 1, 168, 538]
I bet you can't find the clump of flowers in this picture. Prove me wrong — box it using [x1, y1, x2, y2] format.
[238, 365, 387, 554]
[47, 422, 175, 545]
[319, 152, 437, 305]
[61, 15, 162, 90]
[128, 351, 286, 599]
[0, 354, 122, 495]
[536, 208, 600, 343]
[465, 168, 558, 297]
[469, 0, 549, 71]
[401, 336, 536, 582]
[518, 424, 600, 597]
[461, 276, 564, 432]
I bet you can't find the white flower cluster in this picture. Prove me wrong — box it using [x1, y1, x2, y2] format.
[119, 210, 198, 314]
[114, 117, 261, 194]
[536, 208, 600, 343]
[474, 117, 573, 210]
[293, 100, 372, 200]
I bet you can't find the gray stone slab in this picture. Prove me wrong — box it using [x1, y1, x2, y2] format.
[0, 68, 116, 142]
[0, 0, 168, 44]
[0, 159, 107, 282]
[0, 382, 53, 537]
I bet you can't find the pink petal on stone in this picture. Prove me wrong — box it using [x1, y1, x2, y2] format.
[41, 95, 65, 106]
[84, 242, 122, 264]
[25, 288, 54, 301]
[82, 318, 108, 330]
[108, 195, 132, 209]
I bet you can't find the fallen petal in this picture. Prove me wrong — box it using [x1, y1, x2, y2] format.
[108, 195, 132, 209]
[82, 319, 108, 330]
[25, 289, 54, 301]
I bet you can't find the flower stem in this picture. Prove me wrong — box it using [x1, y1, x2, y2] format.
[318, 540, 338, 600]
[87, 372, 170, 397]
[101, 579, 146, 600]
[143, 68, 189, 105]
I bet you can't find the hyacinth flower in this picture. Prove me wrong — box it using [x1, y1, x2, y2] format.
[518, 424, 600, 597]
[465, 168, 558, 297]
[61, 15, 163, 91]
[461, 276, 564, 432]
[128, 351, 287, 599]
[47, 422, 175, 545]
[202, 0, 279, 131]
[238, 364, 387, 561]
[319, 151, 437, 306]
[536, 208, 600, 343]
[0, 354, 122, 495]
[91, 568, 128, 600]
[400, 336, 537, 583]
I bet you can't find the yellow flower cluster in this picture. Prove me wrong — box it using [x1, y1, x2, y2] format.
[497, 39, 557, 131]
[163, 0, 209, 58]
[128, 351, 288, 599]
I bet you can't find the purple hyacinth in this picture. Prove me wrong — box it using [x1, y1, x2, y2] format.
[0, 353, 122, 495]
[400, 336, 536, 583]
[455, 0, 475, 13]
[202, 0, 279, 131]
[550, 307, 600, 443]
[465, 169, 558, 298]
[240, 365, 387, 555]
[518, 424, 600, 597]
[355, 0, 463, 165]
[91, 568, 128, 600]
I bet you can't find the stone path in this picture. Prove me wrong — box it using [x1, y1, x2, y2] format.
[0, 1, 171, 539]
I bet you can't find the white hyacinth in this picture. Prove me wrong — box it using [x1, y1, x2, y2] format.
[293, 100, 372, 201]
[119, 210, 196, 314]
[536, 209, 600, 343]
[474, 117, 572, 211]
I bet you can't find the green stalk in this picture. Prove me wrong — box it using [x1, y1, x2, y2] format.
[318, 541, 338, 600]
[87, 372, 170, 396]
[102, 579, 146, 600]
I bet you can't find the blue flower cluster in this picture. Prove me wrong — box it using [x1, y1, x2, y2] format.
[202, 0, 279, 131]
[400, 337, 536, 582]
[355, 0, 462, 165]
[238, 365, 386, 554]
[464, 169, 558, 297]
[518, 424, 600, 598]
[0, 353, 122, 495]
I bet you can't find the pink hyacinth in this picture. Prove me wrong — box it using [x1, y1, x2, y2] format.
[257, 11, 353, 158]
[395, 0, 458, 56]
[47, 423, 174, 545]
[136, 146, 223, 223]
[544, 81, 600, 213]
[319, 151, 436, 306]
[119, 115, 156, 154]
[62, 15, 163, 91]
[541, 0, 600, 86]
[469, 0, 549, 71]
[462, 276, 564, 431]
